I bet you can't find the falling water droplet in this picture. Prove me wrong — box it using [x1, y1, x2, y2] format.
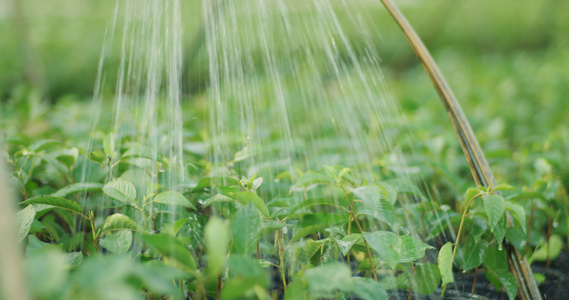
[498, 245, 503, 251]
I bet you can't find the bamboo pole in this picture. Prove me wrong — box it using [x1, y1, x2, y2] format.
[0, 156, 29, 300]
[376, 0, 542, 299]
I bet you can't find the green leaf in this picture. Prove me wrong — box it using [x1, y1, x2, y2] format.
[122, 145, 156, 160]
[384, 179, 426, 201]
[399, 235, 435, 263]
[29, 139, 60, 151]
[284, 279, 305, 300]
[351, 277, 388, 300]
[103, 132, 115, 157]
[52, 182, 103, 198]
[357, 197, 397, 230]
[151, 191, 195, 209]
[259, 221, 287, 239]
[529, 234, 563, 263]
[99, 230, 133, 254]
[357, 257, 381, 272]
[459, 234, 488, 271]
[56, 154, 76, 168]
[351, 185, 388, 208]
[25, 247, 67, 297]
[484, 246, 517, 300]
[205, 217, 229, 275]
[284, 197, 346, 219]
[225, 191, 270, 219]
[362, 231, 401, 268]
[17, 205, 36, 242]
[483, 194, 505, 231]
[493, 183, 515, 192]
[505, 201, 526, 231]
[413, 263, 441, 295]
[507, 191, 545, 202]
[172, 217, 192, 236]
[203, 193, 234, 206]
[102, 213, 144, 233]
[192, 177, 240, 192]
[27, 235, 49, 252]
[142, 233, 197, 271]
[290, 213, 348, 244]
[120, 169, 152, 198]
[221, 255, 269, 300]
[231, 203, 261, 255]
[303, 239, 326, 259]
[464, 187, 481, 203]
[103, 179, 136, 203]
[304, 263, 352, 296]
[257, 259, 273, 268]
[438, 242, 454, 291]
[334, 237, 356, 256]
[63, 252, 83, 266]
[20, 196, 83, 214]
[493, 213, 507, 245]
[378, 182, 397, 205]
[292, 172, 334, 188]
[41, 155, 70, 175]
[134, 262, 188, 295]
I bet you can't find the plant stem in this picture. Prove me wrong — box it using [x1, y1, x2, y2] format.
[217, 274, 221, 300]
[546, 217, 552, 269]
[409, 263, 415, 300]
[352, 215, 378, 281]
[472, 267, 479, 294]
[526, 199, 534, 258]
[450, 192, 485, 270]
[88, 212, 98, 249]
[340, 185, 377, 281]
[276, 230, 287, 293]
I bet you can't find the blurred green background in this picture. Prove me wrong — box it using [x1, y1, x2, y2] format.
[1, 0, 568, 186]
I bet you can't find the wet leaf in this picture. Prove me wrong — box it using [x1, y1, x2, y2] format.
[483, 194, 505, 231]
[142, 233, 197, 271]
[351, 277, 388, 300]
[103, 179, 136, 203]
[290, 213, 347, 244]
[100, 230, 133, 254]
[52, 182, 103, 198]
[305, 263, 352, 296]
[292, 172, 334, 188]
[20, 196, 83, 214]
[192, 176, 240, 192]
[102, 213, 144, 233]
[484, 246, 517, 300]
[225, 191, 270, 218]
[17, 205, 36, 242]
[231, 203, 261, 255]
[205, 217, 229, 275]
[413, 263, 440, 295]
[151, 191, 195, 209]
[530, 234, 563, 263]
[362, 231, 401, 268]
[29, 139, 60, 152]
[399, 235, 434, 263]
[460, 234, 488, 271]
[438, 242, 454, 291]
